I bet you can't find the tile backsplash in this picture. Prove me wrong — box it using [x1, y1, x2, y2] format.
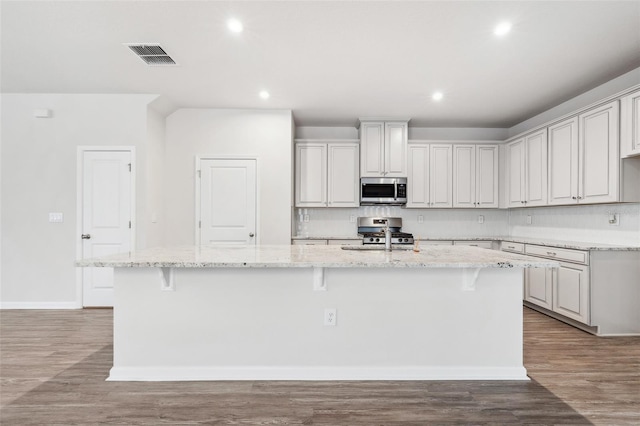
[293, 203, 640, 245]
[293, 207, 509, 240]
[508, 203, 640, 245]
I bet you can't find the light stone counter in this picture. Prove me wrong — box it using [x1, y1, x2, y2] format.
[77, 244, 557, 269]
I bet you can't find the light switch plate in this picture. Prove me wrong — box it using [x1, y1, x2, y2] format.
[49, 212, 64, 223]
[478, 215, 484, 224]
[526, 215, 532, 225]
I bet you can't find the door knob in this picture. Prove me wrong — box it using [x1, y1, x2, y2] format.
[81, 234, 91, 240]
[249, 232, 255, 237]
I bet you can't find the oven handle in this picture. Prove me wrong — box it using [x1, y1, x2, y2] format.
[394, 180, 398, 200]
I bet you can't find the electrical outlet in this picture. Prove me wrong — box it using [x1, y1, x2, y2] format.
[526, 215, 532, 225]
[349, 215, 356, 223]
[324, 308, 337, 326]
[418, 215, 424, 224]
[609, 212, 620, 226]
[478, 215, 484, 224]
[303, 214, 310, 223]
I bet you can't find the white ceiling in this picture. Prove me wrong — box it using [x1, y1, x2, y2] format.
[2, 1, 640, 127]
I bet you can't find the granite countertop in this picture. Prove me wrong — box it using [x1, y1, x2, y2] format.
[76, 244, 557, 269]
[292, 235, 640, 251]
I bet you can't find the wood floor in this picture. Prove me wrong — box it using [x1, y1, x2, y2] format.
[1, 307, 638, 425]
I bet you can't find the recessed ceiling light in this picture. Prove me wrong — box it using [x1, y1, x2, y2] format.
[494, 22, 512, 36]
[228, 18, 243, 33]
[432, 92, 444, 101]
[259, 90, 270, 99]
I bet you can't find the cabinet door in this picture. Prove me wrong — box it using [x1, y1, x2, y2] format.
[476, 145, 499, 208]
[548, 117, 579, 205]
[360, 122, 385, 177]
[384, 122, 408, 177]
[453, 145, 475, 208]
[327, 143, 359, 207]
[295, 144, 326, 207]
[525, 267, 553, 310]
[525, 129, 548, 206]
[407, 145, 430, 207]
[506, 139, 526, 207]
[430, 144, 453, 208]
[621, 90, 640, 158]
[579, 101, 619, 204]
[553, 262, 590, 324]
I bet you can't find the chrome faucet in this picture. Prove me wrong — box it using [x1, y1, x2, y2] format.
[384, 220, 392, 252]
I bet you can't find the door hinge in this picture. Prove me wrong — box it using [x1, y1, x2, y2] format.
[128, 163, 132, 172]
[197, 170, 201, 178]
[129, 221, 132, 229]
[199, 220, 201, 228]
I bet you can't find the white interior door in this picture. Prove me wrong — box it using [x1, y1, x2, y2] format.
[81, 150, 132, 307]
[200, 158, 257, 245]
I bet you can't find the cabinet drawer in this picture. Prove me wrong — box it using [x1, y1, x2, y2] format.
[292, 239, 327, 245]
[525, 244, 588, 265]
[327, 239, 362, 245]
[454, 241, 493, 249]
[501, 241, 525, 253]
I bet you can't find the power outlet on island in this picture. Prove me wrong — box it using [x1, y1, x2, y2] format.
[324, 308, 337, 326]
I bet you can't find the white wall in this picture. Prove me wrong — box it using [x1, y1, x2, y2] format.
[508, 203, 640, 246]
[508, 66, 640, 138]
[0, 93, 157, 307]
[144, 104, 166, 248]
[295, 126, 509, 142]
[164, 109, 293, 245]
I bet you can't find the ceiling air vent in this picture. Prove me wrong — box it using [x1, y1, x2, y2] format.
[125, 43, 177, 66]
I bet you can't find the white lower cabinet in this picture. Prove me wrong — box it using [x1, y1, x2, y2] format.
[520, 243, 590, 325]
[553, 262, 590, 324]
[524, 266, 553, 310]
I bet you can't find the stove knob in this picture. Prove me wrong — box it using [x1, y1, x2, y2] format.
[375, 238, 380, 243]
[369, 237, 374, 242]
[404, 238, 408, 242]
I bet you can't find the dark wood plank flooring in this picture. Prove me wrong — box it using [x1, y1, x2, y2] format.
[1, 307, 639, 425]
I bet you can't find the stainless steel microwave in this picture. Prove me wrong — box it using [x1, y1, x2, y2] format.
[360, 177, 407, 205]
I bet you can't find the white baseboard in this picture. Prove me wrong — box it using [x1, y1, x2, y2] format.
[107, 366, 529, 382]
[0, 301, 82, 310]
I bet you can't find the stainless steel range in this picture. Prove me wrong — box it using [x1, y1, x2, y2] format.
[357, 217, 414, 245]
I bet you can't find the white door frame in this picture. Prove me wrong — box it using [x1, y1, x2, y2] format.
[76, 146, 136, 308]
[195, 156, 260, 246]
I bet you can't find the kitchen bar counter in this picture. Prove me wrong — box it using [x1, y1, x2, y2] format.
[78, 244, 556, 269]
[81, 245, 556, 382]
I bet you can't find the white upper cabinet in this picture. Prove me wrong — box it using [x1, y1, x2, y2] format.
[549, 101, 619, 205]
[506, 129, 548, 207]
[327, 143, 360, 207]
[548, 117, 579, 205]
[453, 144, 499, 208]
[295, 141, 359, 207]
[580, 101, 619, 204]
[407, 144, 452, 208]
[620, 89, 640, 158]
[360, 120, 408, 177]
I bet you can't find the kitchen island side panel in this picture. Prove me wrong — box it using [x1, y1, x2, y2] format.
[110, 266, 526, 381]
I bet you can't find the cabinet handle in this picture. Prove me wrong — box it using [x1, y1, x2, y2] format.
[546, 251, 557, 256]
[507, 245, 515, 249]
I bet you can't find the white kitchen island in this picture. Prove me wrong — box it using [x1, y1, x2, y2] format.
[78, 245, 556, 381]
